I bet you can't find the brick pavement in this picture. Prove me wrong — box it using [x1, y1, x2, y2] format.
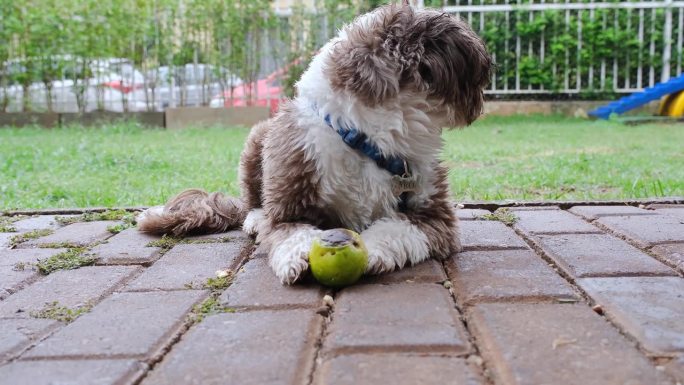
[0, 203, 682, 385]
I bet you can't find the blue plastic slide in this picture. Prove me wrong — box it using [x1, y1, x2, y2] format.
[588, 75, 684, 119]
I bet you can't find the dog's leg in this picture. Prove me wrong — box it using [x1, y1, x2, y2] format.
[239, 121, 268, 210]
[261, 223, 322, 284]
[363, 165, 461, 274]
[238, 121, 268, 239]
[361, 218, 431, 274]
[402, 167, 462, 260]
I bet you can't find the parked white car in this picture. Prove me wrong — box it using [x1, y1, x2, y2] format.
[1, 56, 148, 113]
[145, 64, 242, 109]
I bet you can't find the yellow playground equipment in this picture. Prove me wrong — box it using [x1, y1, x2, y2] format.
[659, 91, 684, 117]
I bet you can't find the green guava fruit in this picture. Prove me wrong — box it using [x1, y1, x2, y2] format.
[309, 229, 368, 288]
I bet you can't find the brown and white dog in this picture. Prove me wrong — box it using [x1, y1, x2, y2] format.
[138, 4, 493, 284]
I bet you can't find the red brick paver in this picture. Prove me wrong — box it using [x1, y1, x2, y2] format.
[596, 214, 684, 247]
[0, 266, 138, 318]
[25, 290, 207, 360]
[650, 204, 684, 221]
[578, 277, 684, 356]
[531, 233, 675, 278]
[1, 204, 681, 384]
[568, 205, 656, 220]
[220, 256, 324, 309]
[142, 310, 322, 385]
[511, 207, 601, 234]
[325, 283, 470, 354]
[184, 229, 250, 243]
[125, 242, 245, 291]
[21, 221, 119, 248]
[0, 232, 18, 249]
[651, 243, 684, 273]
[468, 303, 673, 385]
[0, 318, 59, 362]
[0, 360, 145, 385]
[11, 215, 68, 232]
[0, 248, 67, 299]
[360, 259, 446, 284]
[90, 228, 162, 265]
[456, 208, 492, 220]
[459, 220, 528, 250]
[448, 250, 578, 305]
[315, 353, 483, 385]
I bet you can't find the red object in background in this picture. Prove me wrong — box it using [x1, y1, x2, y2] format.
[212, 55, 312, 115]
[215, 70, 285, 114]
[102, 80, 141, 94]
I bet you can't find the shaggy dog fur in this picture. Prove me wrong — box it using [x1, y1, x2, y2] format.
[138, 4, 493, 284]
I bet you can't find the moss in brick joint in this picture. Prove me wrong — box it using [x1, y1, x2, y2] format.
[184, 273, 233, 292]
[181, 236, 234, 244]
[479, 208, 518, 226]
[188, 297, 236, 324]
[31, 301, 92, 323]
[0, 215, 28, 232]
[0, 224, 17, 232]
[36, 248, 96, 275]
[9, 229, 54, 248]
[107, 223, 131, 234]
[186, 272, 236, 324]
[146, 235, 236, 249]
[56, 209, 137, 227]
[38, 242, 81, 249]
[204, 274, 233, 292]
[146, 234, 181, 249]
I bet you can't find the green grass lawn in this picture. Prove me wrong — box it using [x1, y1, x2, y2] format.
[1, 115, 683, 210]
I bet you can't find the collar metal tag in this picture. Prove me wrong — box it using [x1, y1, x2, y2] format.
[391, 161, 419, 196]
[391, 173, 419, 196]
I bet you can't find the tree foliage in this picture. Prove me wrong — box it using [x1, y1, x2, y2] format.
[1, 0, 678, 112]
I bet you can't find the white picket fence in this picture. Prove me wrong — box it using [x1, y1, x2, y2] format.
[436, 0, 684, 95]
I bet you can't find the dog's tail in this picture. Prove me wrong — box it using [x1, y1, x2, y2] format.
[137, 189, 247, 237]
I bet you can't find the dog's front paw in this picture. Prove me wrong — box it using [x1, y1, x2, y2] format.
[365, 248, 397, 275]
[270, 245, 309, 284]
[242, 208, 265, 237]
[269, 228, 321, 284]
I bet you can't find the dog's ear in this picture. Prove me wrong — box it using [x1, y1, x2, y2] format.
[417, 13, 493, 125]
[325, 5, 418, 106]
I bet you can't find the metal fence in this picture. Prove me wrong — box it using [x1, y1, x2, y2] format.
[437, 0, 684, 96]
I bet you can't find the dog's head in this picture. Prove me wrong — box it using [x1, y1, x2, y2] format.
[324, 4, 492, 126]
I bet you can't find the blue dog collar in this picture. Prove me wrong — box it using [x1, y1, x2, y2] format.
[323, 114, 408, 177]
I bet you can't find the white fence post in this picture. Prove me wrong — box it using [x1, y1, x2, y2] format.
[663, 0, 674, 82]
[439, 0, 684, 95]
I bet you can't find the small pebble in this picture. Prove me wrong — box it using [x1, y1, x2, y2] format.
[466, 355, 483, 366]
[215, 269, 231, 278]
[443, 280, 453, 289]
[322, 294, 334, 307]
[592, 304, 604, 315]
